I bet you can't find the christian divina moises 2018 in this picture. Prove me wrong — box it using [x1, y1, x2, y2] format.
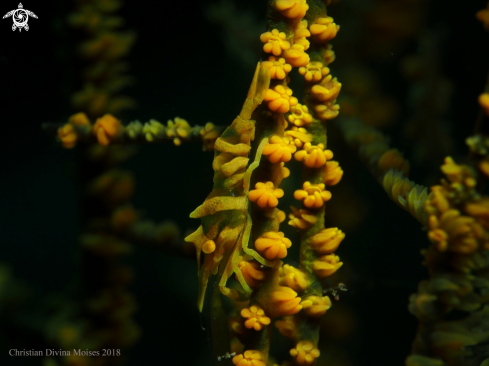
[9, 349, 102, 356]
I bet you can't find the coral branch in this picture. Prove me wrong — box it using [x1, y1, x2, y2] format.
[334, 116, 429, 224]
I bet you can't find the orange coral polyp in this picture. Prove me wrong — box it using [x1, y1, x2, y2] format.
[270, 286, 302, 316]
[283, 44, 310, 67]
[262, 135, 297, 163]
[240, 305, 271, 331]
[285, 127, 313, 148]
[310, 227, 345, 255]
[313, 254, 343, 278]
[309, 16, 340, 43]
[92, 114, 122, 146]
[324, 160, 343, 185]
[290, 341, 320, 365]
[294, 182, 332, 208]
[311, 75, 342, 103]
[260, 29, 290, 56]
[58, 112, 92, 149]
[441, 157, 477, 188]
[69, 112, 91, 126]
[58, 124, 78, 149]
[275, 316, 299, 339]
[280, 264, 309, 292]
[275, 0, 309, 20]
[288, 206, 317, 229]
[262, 57, 292, 80]
[322, 44, 336, 65]
[294, 20, 311, 50]
[232, 350, 266, 366]
[248, 181, 284, 209]
[299, 62, 329, 82]
[264, 85, 298, 114]
[288, 104, 313, 127]
[427, 210, 485, 254]
[294, 142, 333, 168]
[301, 295, 332, 318]
[315, 100, 340, 120]
[254, 231, 292, 260]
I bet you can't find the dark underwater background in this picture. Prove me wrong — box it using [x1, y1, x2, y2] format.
[1, 0, 489, 365]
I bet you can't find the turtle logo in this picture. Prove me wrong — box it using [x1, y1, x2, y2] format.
[3, 3, 38, 32]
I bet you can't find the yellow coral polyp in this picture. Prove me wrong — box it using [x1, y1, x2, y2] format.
[262, 135, 297, 163]
[248, 181, 284, 209]
[378, 149, 410, 176]
[322, 44, 336, 65]
[125, 121, 143, 139]
[309, 16, 340, 43]
[301, 295, 332, 317]
[262, 57, 292, 80]
[142, 119, 164, 141]
[464, 197, 489, 229]
[441, 157, 477, 188]
[288, 104, 313, 127]
[264, 85, 298, 114]
[294, 20, 311, 50]
[202, 240, 216, 254]
[166, 117, 191, 146]
[283, 44, 310, 67]
[285, 127, 313, 148]
[299, 62, 329, 82]
[58, 124, 78, 149]
[270, 286, 302, 316]
[288, 206, 317, 229]
[260, 29, 291, 56]
[280, 264, 309, 293]
[425, 185, 451, 217]
[428, 210, 485, 254]
[237, 259, 265, 288]
[275, 315, 299, 339]
[69, 112, 91, 127]
[310, 227, 345, 255]
[233, 350, 266, 366]
[200, 122, 219, 151]
[294, 142, 333, 168]
[92, 114, 122, 146]
[313, 254, 343, 279]
[315, 100, 340, 120]
[254, 231, 292, 260]
[311, 74, 342, 103]
[275, 0, 309, 20]
[294, 181, 332, 208]
[324, 161, 343, 186]
[290, 341, 320, 365]
[240, 305, 271, 331]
